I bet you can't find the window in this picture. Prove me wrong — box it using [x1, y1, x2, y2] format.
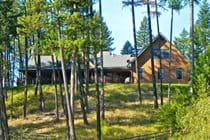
[153, 49, 169, 59]
[138, 68, 144, 79]
[152, 48, 160, 58]
[158, 68, 164, 79]
[161, 49, 169, 59]
[176, 68, 183, 79]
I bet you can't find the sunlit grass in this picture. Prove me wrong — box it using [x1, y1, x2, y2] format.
[6, 83, 188, 139]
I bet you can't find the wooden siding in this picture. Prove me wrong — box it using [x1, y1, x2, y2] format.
[132, 36, 189, 84]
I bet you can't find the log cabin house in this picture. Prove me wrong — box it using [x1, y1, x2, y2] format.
[19, 34, 189, 84]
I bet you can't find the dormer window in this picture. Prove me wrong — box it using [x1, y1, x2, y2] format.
[161, 49, 169, 59]
[153, 48, 169, 59]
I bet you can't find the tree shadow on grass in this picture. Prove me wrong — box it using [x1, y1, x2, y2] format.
[107, 114, 156, 127]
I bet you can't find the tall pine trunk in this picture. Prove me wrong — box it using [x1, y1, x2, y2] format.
[37, 32, 45, 112]
[94, 54, 101, 140]
[17, 35, 23, 79]
[131, 0, 142, 104]
[56, 57, 66, 114]
[51, 55, 59, 122]
[146, 0, 158, 108]
[34, 56, 38, 96]
[155, 0, 163, 105]
[70, 53, 76, 114]
[0, 51, 9, 140]
[57, 10, 75, 139]
[23, 36, 28, 118]
[190, 0, 194, 95]
[99, 0, 105, 120]
[83, 50, 89, 113]
[11, 39, 16, 118]
[77, 61, 89, 125]
[168, 8, 174, 103]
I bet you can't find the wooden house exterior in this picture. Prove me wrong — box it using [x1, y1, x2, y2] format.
[19, 52, 134, 84]
[19, 35, 189, 84]
[131, 34, 189, 84]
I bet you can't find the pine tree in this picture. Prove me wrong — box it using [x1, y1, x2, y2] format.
[188, 0, 201, 95]
[101, 22, 114, 52]
[194, 0, 210, 57]
[136, 16, 149, 53]
[121, 40, 134, 55]
[0, 0, 16, 138]
[174, 28, 190, 59]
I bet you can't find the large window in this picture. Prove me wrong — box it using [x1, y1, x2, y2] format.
[153, 49, 169, 59]
[161, 49, 169, 59]
[158, 68, 164, 79]
[176, 68, 183, 79]
[153, 48, 160, 58]
[138, 68, 144, 80]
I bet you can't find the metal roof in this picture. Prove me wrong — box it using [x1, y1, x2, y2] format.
[22, 52, 134, 71]
[98, 52, 134, 69]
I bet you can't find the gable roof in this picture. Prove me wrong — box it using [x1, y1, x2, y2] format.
[132, 34, 188, 67]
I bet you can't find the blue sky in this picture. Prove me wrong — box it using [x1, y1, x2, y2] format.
[94, 0, 200, 54]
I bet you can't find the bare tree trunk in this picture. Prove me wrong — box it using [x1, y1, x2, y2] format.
[6, 43, 11, 89]
[38, 56, 45, 112]
[83, 50, 89, 113]
[57, 10, 75, 139]
[11, 39, 16, 118]
[84, 48, 90, 113]
[17, 35, 23, 80]
[0, 51, 9, 140]
[190, 0, 194, 95]
[146, 0, 158, 109]
[52, 55, 59, 122]
[74, 57, 78, 97]
[78, 61, 89, 125]
[99, 0, 105, 120]
[168, 8, 174, 103]
[94, 54, 101, 140]
[23, 36, 28, 118]
[70, 53, 75, 114]
[131, 0, 142, 104]
[56, 58, 66, 114]
[3, 45, 9, 99]
[37, 32, 45, 112]
[34, 56, 38, 96]
[155, 0, 163, 105]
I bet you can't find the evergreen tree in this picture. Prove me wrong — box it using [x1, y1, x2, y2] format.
[194, 44, 210, 96]
[194, 0, 210, 57]
[101, 22, 114, 52]
[174, 28, 190, 59]
[121, 40, 134, 55]
[0, 0, 16, 138]
[136, 16, 149, 53]
[188, 0, 201, 95]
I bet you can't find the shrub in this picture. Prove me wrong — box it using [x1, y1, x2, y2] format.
[180, 97, 210, 139]
[156, 92, 191, 132]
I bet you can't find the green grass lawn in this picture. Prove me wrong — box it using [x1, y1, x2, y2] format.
[6, 83, 189, 139]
